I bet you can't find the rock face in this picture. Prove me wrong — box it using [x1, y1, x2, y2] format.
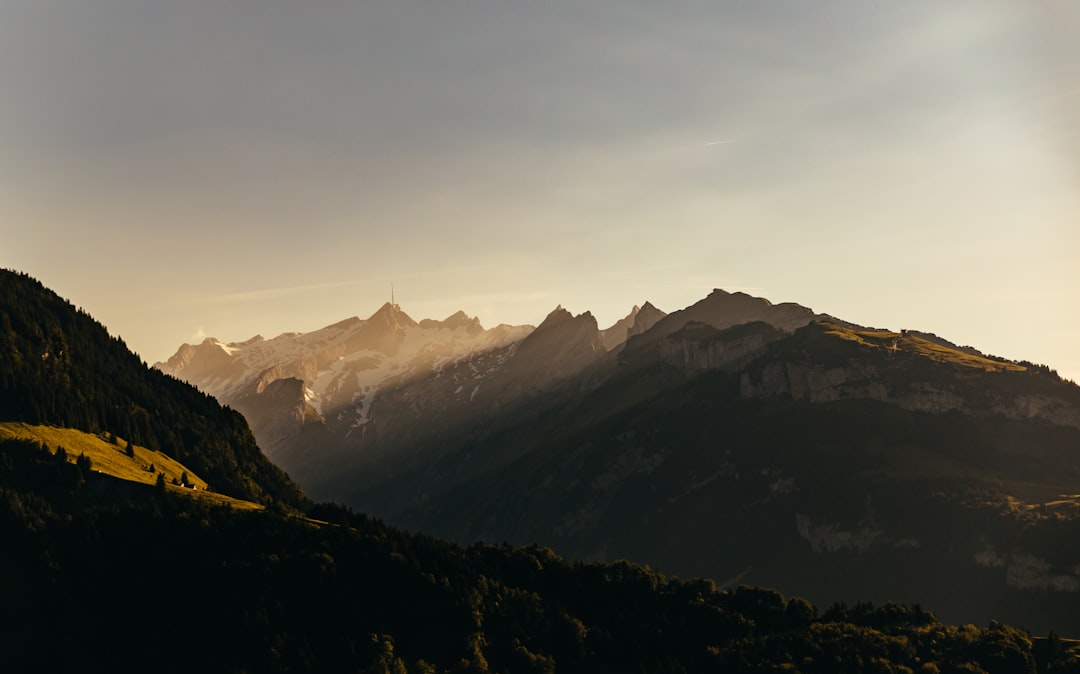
[738, 322, 1080, 430]
[511, 306, 605, 387]
[660, 321, 788, 372]
[599, 302, 668, 351]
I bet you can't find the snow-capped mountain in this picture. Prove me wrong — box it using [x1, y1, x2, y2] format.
[156, 302, 533, 463]
[156, 289, 824, 492]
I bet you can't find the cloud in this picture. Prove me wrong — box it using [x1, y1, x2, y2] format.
[196, 281, 367, 304]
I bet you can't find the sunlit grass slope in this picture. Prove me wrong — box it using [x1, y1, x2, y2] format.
[820, 322, 1027, 372]
[0, 422, 262, 510]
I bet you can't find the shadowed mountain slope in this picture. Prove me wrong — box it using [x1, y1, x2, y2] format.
[156, 282, 1080, 632]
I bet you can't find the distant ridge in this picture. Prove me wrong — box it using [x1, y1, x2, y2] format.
[153, 282, 1080, 630]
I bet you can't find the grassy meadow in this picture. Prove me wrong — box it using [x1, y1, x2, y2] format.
[0, 422, 262, 510]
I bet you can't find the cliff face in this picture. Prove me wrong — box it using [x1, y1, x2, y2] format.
[737, 324, 1080, 430]
[660, 321, 787, 372]
[231, 375, 321, 465]
[740, 361, 893, 405]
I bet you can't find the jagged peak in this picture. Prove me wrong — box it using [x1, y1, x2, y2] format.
[534, 305, 598, 334]
[235, 335, 264, 347]
[367, 301, 418, 328]
[418, 310, 484, 333]
[539, 305, 572, 326]
[322, 316, 363, 332]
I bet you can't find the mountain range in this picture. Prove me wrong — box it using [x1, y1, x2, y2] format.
[158, 287, 1080, 632]
[2, 268, 1078, 671]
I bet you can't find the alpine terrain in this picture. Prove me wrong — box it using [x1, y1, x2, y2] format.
[159, 287, 1080, 633]
[11, 268, 1080, 672]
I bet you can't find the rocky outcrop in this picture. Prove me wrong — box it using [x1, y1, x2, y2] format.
[621, 290, 820, 368]
[600, 306, 640, 351]
[660, 321, 787, 372]
[739, 354, 1080, 430]
[627, 301, 667, 340]
[739, 361, 890, 404]
[508, 306, 605, 388]
[343, 303, 418, 356]
[419, 310, 484, 335]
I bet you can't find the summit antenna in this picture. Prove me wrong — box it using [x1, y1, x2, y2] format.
[391, 281, 395, 307]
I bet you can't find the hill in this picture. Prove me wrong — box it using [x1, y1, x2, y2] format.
[0, 422, 262, 510]
[1, 432, 1076, 673]
[0, 269, 305, 508]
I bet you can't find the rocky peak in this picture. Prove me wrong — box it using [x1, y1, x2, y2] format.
[155, 336, 240, 383]
[650, 289, 816, 343]
[367, 302, 419, 329]
[419, 310, 484, 334]
[343, 302, 418, 356]
[619, 290, 819, 369]
[600, 305, 641, 352]
[627, 301, 667, 339]
[509, 306, 604, 385]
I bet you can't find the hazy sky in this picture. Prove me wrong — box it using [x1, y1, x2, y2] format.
[2, 1, 1078, 379]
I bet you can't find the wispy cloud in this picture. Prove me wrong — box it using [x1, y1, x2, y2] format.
[191, 280, 369, 304]
[180, 261, 521, 306]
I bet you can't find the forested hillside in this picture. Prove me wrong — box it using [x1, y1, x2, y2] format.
[0, 269, 305, 507]
[2, 436, 1075, 674]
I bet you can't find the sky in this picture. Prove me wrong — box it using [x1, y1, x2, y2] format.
[2, 1, 1078, 380]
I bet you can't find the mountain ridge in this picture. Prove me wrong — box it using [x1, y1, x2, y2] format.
[153, 283, 1080, 631]
[5, 269, 1080, 670]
